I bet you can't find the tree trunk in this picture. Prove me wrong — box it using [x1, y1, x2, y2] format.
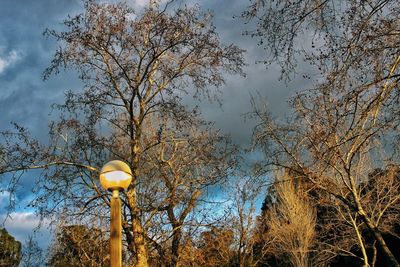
[355, 202, 399, 267]
[132, 213, 149, 267]
[126, 186, 149, 267]
[110, 192, 122, 267]
[126, 127, 149, 267]
[170, 226, 182, 267]
[370, 228, 399, 267]
[350, 179, 399, 267]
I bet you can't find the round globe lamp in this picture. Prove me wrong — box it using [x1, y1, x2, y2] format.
[100, 160, 132, 191]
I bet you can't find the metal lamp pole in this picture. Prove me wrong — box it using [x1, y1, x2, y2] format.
[110, 189, 122, 267]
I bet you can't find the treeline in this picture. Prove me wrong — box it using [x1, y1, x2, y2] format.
[1, 0, 400, 266]
[23, 168, 400, 266]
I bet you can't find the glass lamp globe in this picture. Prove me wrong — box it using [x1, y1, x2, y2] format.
[100, 160, 132, 191]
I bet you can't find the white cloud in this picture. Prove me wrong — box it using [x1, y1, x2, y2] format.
[1, 211, 52, 249]
[0, 191, 51, 248]
[132, 0, 150, 7]
[3, 212, 42, 232]
[0, 190, 10, 199]
[0, 50, 21, 74]
[130, 0, 169, 8]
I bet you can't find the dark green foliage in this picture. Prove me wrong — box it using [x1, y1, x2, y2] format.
[0, 228, 21, 267]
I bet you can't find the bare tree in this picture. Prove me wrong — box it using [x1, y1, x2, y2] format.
[197, 227, 235, 267]
[243, 0, 400, 82]
[246, 1, 400, 265]
[129, 112, 236, 266]
[252, 59, 400, 265]
[228, 174, 267, 267]
[0, 1, 244, 266]
[259, 172, 316, 267]
[47, 224, 109, 267]
[20, 236, 44, 267]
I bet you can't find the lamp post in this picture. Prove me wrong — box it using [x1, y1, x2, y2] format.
[100, 160, 132, 267]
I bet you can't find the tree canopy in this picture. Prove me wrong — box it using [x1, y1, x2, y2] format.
[1, 1, 244, 266]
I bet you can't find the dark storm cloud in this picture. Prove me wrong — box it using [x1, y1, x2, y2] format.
[0, 0, 312, 147]
[181, 0, 315, 148]
[0, 0, 82, 137]
[0, 1, 83, 246]
[0, 0, 316, 250]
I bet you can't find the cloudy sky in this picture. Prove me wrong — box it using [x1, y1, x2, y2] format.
[0, 0, 312, 251]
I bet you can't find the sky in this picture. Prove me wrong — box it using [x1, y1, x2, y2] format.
[0, 0, 313, 254]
